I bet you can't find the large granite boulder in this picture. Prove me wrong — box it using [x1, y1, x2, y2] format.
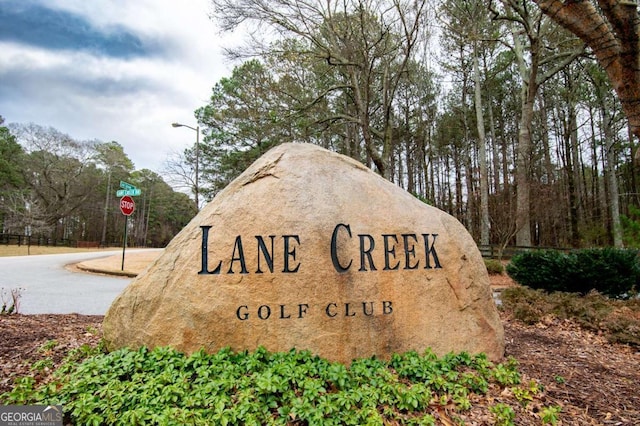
[103, 143, 504, 363]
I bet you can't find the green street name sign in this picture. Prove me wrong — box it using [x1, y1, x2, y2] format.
[120, 180, 137, 190]
[116, 188, 142, 197]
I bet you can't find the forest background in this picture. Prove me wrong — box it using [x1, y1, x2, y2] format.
[1, 0, 639, 251]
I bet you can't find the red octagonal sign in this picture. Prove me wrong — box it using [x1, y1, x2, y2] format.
[120, 195, 135, 216]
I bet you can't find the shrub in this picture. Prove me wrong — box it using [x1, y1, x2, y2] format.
[506, 248, 640, 298]
[499, 286, 553, 324]
[621, 205, 640, 248]
[484, 259, 504, 275]
[505, 250, 571, 293]
[501, 286, 640, 346]
[571, 248, 640, 297]
[603, 307, 640, 346]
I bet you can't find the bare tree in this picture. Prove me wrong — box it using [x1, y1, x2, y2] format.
[210, 0, 428, 178]
[163, 148, 199, 202]
[490, 0, 584, 246]
[3, 191, 52, 253]
[10, 123, 96, 231]
[440, 0, 497, 245]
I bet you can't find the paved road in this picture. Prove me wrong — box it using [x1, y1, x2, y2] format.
[0, 251, 132, 315]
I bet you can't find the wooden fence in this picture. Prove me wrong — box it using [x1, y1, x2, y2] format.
[478, 245, 572, 259]
[1, 233, 75, 248]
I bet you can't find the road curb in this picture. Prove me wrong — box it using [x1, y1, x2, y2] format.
[75, 264, 138, 278]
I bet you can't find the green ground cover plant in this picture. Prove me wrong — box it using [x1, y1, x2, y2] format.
[2, 344, 562, 425]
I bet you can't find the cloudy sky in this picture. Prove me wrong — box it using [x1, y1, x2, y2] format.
[0, 0, 238, 172]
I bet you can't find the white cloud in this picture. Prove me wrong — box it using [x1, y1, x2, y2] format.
[0, 0, 239, 172]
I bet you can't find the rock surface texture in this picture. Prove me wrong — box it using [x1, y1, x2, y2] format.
[103, 143, 505, 363]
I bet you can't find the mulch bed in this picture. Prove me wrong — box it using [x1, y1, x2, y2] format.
[0, 314, 103, 396]
[503, 315, 639, 425]
[0, 313, 638, 425]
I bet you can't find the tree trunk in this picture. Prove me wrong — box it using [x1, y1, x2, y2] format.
[489, 99, 501, 194]
[539, 93, 555, 184]
[473, 41, 490, 245]
[629, 124, 640, 205]
[454, 146, 464, 221]
[465, 152, 475, 236]
[513, 28, 539, 247]
[101, 171, 111, 246]
[511, 21, 540, 248]
[603, 107, 624, 247]
[587, 106, 606, 236]
[569, 99, 584, 232]
[515, 95, 534, 247]
[563, 107, 580, 247]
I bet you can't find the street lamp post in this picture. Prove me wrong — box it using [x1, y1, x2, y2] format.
[171, 122, 200, 209]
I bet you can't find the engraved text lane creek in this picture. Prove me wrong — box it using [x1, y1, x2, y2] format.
[198, 223, 443, 321]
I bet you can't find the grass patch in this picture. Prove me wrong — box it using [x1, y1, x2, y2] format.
[0, 244, 111, 257]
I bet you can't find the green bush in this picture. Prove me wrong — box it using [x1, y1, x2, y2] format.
[505, 250, 571, 293]
[506, 248, 640, 298]
[572, 248, 640, 297]
[621, 205, 640, 248]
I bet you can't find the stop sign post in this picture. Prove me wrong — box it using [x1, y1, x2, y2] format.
[119, 195, 136, 270]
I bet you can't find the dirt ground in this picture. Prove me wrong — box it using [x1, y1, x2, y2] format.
[1, 260, 639, 425]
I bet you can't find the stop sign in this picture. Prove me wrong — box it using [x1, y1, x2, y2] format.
[120, 195, 135, 216]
